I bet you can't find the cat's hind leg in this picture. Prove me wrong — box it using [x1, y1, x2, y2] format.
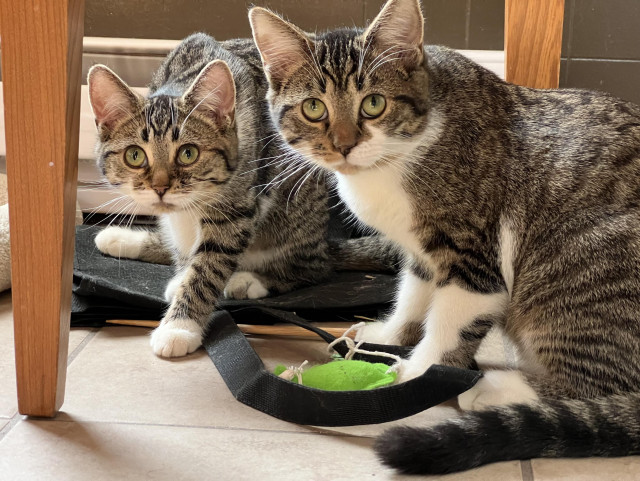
[456, 366, 603, 412]
[223, 271, 269, 299]
[463, 210, 640, 409]
[458, 313, 640, 411]
[458, 370, 540, 410]
[95, 226, 172, 264]
[224, 270, 322, 300]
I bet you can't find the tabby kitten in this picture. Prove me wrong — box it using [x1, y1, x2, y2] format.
[88, 33, 335, 358]
[250, 0, 640, 474]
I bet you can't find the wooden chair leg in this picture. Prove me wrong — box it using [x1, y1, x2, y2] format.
[505, 0, 565, 89]
[0, 0, 84, 417]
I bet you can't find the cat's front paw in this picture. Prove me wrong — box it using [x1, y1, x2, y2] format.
[355, 321, 397, 345]
[224, 271, 269, 300]
[394, 363, 427, 384]
[95, 226, 145, 259]
[150, 318, 203, 358]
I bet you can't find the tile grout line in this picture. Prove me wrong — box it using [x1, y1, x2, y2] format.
[520, 459, 535, 481]
[0, 327, 102, 444]
[561, 0, 576, 86]
[4, 328, 371, 443]
[569, 57, 640, 63]
[464, 0, 471, 50]
[44, 417, 373, 439]
[67, 327, 101, 367]
[0, 412, 23, 444]
[57, 327, 370, 440]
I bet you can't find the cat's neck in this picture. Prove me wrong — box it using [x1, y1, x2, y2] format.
[160, 211, 202, 258]
[334, 109, 448, 256]
[335, 164, 422, 257]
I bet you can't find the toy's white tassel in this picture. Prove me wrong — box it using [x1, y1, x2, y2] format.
[278, 360, 309, 384]
[327, 322, 403, 374]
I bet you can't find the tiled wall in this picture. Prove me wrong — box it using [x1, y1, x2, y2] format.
[83, 0, 640, 104]
[416, 0, 640, 104]
[561, 0, 640, 104]
[84, 0, 505, 49]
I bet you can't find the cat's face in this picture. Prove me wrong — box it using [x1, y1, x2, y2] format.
[88, 61, 237, 214]
[250, 0, 429, 175]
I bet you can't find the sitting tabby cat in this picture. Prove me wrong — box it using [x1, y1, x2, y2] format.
[249, 0, 640, 474]
[88, 34, 392, 358]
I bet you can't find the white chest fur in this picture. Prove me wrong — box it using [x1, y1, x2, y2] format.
[336, 166, 423, 257]
[160, 211, 201, 258]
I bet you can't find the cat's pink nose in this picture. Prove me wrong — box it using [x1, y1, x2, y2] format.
[331, 122, 358, 157]
[153, 186, 168, 198]
[338, 145, 354, 156]
[152, 170, 170, 198]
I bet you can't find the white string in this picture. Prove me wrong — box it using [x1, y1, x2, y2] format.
[327, 322, 403, 374]
[278, 360, 309, 384]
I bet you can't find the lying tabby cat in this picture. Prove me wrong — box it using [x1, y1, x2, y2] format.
[249, 0, 640, 474]
[88, 33, 393, 358]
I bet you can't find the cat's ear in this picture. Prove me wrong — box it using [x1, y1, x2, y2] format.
[249, 7, 313, 87]
[182, 60, 236, 124]
[88, 65, 142, 130]
[363, 0, 425, 67]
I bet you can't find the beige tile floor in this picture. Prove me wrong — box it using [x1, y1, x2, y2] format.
[0, 290, 639, 480]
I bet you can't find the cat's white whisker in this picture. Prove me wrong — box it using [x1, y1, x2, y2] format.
[365, 48, 413, 77]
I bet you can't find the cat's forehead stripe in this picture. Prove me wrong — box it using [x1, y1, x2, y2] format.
[316, 33, 362, 90]
[146, 95, 176, 138]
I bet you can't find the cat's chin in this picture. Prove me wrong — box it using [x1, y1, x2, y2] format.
[150, 202, 179, 214]
[333, 162, 367, 175]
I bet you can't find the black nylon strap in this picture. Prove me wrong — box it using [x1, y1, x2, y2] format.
[248, 307, 414, 364]
[204, 310, 482, 426]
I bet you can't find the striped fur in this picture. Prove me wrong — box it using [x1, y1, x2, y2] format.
[89, 33, 349, 357]
[379, 393, 640, 474]
[250, 0, 640, 473]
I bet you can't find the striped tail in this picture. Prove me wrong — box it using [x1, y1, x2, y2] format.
[329, 235, 401, 273]
[376, 393, 640, 474]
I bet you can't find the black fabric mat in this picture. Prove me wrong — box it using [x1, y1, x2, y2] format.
[72, 225, 397, 326]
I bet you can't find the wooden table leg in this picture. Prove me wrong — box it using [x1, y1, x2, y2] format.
[505, 0, 565, 89]
[0, 0, 84, 417]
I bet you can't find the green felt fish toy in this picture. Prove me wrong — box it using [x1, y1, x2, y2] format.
[274, 359, 397, 391]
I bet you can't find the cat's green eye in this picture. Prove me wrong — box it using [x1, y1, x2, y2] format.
[124, 146, 147, 168]
[177, 144, 200, 166]
[360, 94, 386, 119]
[302, 98, 327, 122]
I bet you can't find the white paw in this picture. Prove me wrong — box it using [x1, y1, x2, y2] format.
[150, 318, 203, 358]
[458, 370, 539, 411]
[355, 322, 394, 344]
[95, 226, 147, 259]
[394, 359, 430, 384]
[223, 271, 269, 300]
